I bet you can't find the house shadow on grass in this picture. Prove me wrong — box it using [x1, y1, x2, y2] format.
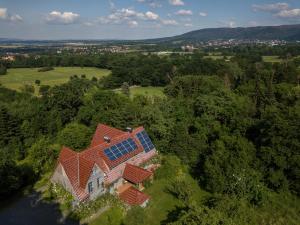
[0, 191, 84, 225]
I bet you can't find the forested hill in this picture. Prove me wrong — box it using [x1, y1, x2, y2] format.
[143, 24, 300, 43]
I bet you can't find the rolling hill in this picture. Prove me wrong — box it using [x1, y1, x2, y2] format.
[141, 24, 300, 44]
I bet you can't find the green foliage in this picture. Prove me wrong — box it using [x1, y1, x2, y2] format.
[0, 150, 22, 199]
[27, 137, 60, 174]
[21, 84, 35, 94]
[0, 65, 7, 75]
[35, 79, 41, 85]
[123, 206, 147, 225]
[70, 194, 123, 220]
[38, 67, 54, 72]
[39, 85, 50, 96]
[57, 122, 92, 151]
[121, 82, 130, 97]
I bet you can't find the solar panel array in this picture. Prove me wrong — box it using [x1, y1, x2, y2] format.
[104, 138, 138, 161]
[136, 131, 155, 153]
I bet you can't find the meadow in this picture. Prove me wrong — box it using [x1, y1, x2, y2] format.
[0, 67, 110, 92]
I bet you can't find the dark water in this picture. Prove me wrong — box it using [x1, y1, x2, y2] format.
[0, 192, 81, 225]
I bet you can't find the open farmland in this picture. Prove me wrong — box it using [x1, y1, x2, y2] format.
[0, 67, 110, 92]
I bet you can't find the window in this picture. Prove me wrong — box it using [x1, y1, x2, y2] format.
[97, 177, 101, 188]
[97, 177, 104, 191]
[88, 182, 93, 193]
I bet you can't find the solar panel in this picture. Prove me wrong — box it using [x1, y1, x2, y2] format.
[103, 138, 138, 161]
[136, 131, 155, 153]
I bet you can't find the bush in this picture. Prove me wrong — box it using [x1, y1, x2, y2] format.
[0, 65, 7, 75]
[38, 67, 54, 72]
[21, 84, 35, 94]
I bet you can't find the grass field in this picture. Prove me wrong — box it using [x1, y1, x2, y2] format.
[0, 67, 111, 93]
[130, 86, 165, 98]
[116, 86, 165, 98]
[262, 56, 283, 63]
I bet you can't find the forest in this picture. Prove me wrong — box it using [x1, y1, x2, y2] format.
[0, 47, 299, 224]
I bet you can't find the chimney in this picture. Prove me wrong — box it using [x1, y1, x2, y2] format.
[126, 127, 133, 133]
[104, 136, 111, 143]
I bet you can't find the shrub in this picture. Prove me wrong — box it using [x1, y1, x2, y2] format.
[38, 67, 54, 72]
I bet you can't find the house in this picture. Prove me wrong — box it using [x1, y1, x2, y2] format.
[51, 124, 157, 207]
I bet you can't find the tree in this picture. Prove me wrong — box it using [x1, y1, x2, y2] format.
[57, 122, 92, 151]
[0, 150, 22, 198]
[35, 79, 41, 86]
[27, 137, 60, 174]
[121, 82, 130, 97]
[21, 84, 35, 94]
[39, 85, 50, 96]
[0, 65, 7, 75]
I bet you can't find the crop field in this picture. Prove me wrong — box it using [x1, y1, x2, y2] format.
[0, 67, 111, 92]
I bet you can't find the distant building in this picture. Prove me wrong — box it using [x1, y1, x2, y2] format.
[51, 124, 157, 207]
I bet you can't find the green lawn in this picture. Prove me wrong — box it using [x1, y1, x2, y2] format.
[116, 86, 165, 98]
[130, 86, 165, 98]
[89, 207, 124, 225]
[262, 56, 283, 63]
[0, 67, 110, 93]
[203, 55, 233, 60]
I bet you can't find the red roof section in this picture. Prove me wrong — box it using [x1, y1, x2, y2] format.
[123, 164, 153, 184]
[91, 124, 126, 147]
[86, 126, 146, 169]
[119, 187, 150, 206]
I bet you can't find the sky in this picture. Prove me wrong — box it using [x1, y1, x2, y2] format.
[0, 0, 300, 40]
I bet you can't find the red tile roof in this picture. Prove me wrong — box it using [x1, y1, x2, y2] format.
[91, 124, 126, 147]
[55, 124, 156, 201]
[123, 164, 153, 184]
[119, 186, 150, 206]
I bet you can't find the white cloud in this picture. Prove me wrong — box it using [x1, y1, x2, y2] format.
[252, 3, 289, 12]
[128, 20, 138, 27]
[219, 20, 236, 28]
[252, 3, 300, 20]
[136, 0, 162, 8]
[161, 19, 178, 25]
[276, 9, 300, 18]
[0, 8, 22, 22]
[145, 11, 159, 20]
[184, 23, 193, 27]
[46, 11, 80, 25]
[175, 9, 193, 16]
[199, 12, 207, 17]
[97, 8, 159, 28]
[169, 0, 184, 6]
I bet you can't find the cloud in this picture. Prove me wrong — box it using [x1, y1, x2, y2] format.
[276, 9, 300, 18]
[128, 20, 138, 27]
[199, 12, 207, 17]
[97, 8, 159, 28]
[252, 3, 289, 12]
[161, 19, 178, 25]
[136, 0, 162, 8]
[0, 8, 23, 22]
[46, 11, 80, 25]
[169, 0, 184, 6]
[184, 23, 193, 27]
[175, 9, 193, 16]
[145, 11, 159, 20]
[253, 2, 300, 20]
[219, 20, 236, 28]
